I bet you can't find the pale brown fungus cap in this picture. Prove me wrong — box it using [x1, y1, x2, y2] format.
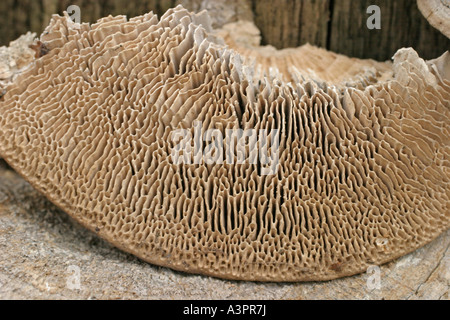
[0, 5, 449, 281]
[417, 0, 450, 38]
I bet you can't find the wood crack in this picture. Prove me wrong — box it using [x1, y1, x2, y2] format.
[409, 242, 449, 299]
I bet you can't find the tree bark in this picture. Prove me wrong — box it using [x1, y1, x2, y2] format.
[0, 0, 448, 61]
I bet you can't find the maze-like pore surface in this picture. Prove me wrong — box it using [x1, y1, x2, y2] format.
[0, 6, 449, 281]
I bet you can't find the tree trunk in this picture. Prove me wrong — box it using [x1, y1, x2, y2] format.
[0, 0, 448, 61]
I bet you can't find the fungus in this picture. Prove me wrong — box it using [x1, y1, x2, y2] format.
[0, 32, 37, 97]
[215, 21, 394, 87]
[0, 5, 448, 281]
[417, 0, 450, 38]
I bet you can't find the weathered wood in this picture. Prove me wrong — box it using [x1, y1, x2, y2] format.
[252, 0, 330, 50]
[252, 0, 449, 60]
[327, 0, 450, 61]
[0, 0, 448, 61]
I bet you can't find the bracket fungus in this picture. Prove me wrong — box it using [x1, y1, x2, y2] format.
[0, 32, 37, 99]
[0, 5, 449, 282]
